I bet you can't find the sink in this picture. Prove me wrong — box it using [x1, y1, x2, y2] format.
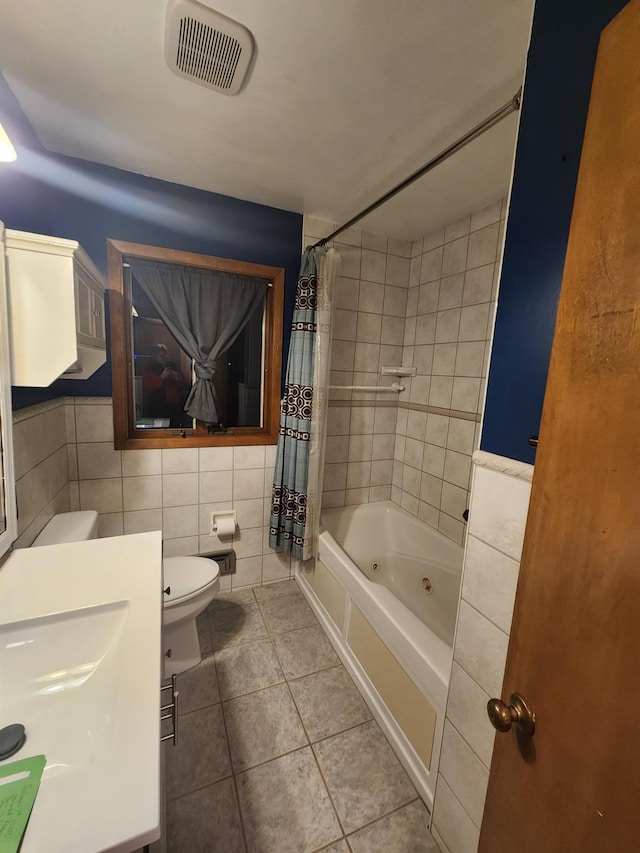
[0, 531, 162, 853]
[0, 601, 129, 775]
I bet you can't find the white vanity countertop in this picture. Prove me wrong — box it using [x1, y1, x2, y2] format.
[0, 531, 163, 853]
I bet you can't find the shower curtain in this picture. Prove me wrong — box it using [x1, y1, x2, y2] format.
[269, 246, 339, 561]
[307, 248, 340, 556]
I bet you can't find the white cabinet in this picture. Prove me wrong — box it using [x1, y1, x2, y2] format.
[74, 264, 105, 349]
[5, 230, 107, 386]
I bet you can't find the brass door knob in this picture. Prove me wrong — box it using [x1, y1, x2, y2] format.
[487, 693, 536, 736]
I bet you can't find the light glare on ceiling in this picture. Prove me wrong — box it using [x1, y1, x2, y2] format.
[0, 123, 17, 162]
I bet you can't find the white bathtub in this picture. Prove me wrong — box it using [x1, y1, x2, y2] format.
[297, 500, 463, 809]
[321, 501, 463, 646]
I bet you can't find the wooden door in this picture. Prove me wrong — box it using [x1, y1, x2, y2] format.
[479, 2, 640, 850]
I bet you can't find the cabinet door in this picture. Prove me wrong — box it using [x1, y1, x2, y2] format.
[0, 224, 17, 556]
[91, 288, 105, 346]
[74, 267, 96, 346]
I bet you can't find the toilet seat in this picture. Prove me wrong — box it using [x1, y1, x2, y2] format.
[163, 556, 220, 606]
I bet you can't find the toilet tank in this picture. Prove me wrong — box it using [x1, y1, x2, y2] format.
[31, 511, 99, 547]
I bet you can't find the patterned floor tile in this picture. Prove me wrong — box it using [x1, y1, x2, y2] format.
[176, 653, 219, 714]
[208, 588, 256, 611]
[289, 665, 371, 741]
[258, 591, 316, 635]
[273, 624, 339, 679]
[215, 638, 284, 700]
[165, 703, 231, 800]
[253, 579, 299, 602]
[348, 799, 438, 852]
[166, 777, 244, 852]
[313, 720, 417, 833]
[236, 747, 341, 853]
[209, 602, 268, 649]
[224, 682, 307, 771]
[165, 581, 435, 852]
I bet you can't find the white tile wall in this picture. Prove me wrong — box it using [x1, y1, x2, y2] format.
[310, 206, 504, 543]
[432, 454, 533, 853]
[439, 722, 488, 828]
[308, 202, 505, 545]
[390, 200, 506, 545]
[304, 217, 407, 510]
[12, 396, 290, 591]
[12, 400, 71, 548]
[433, 778, 480, 853]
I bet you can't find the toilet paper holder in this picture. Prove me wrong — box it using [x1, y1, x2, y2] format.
[211, 510, 237, 537]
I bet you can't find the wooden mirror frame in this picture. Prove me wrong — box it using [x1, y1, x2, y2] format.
[107, 239, 284, 449]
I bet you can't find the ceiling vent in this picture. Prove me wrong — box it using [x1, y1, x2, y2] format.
[165, 0, 255, 95]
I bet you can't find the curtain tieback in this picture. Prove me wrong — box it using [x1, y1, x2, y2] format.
[194, 361, 217, 381]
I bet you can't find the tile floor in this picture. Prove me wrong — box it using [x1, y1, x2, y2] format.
[164, 579, 439, 852]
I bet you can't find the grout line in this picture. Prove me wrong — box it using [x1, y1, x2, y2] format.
[285, 660, 342, 687]
[343, 795, 423, 843]
[449, 657, 492, 710]
[163, 771, 234, 804]
[229, 740, 313, 779]
[444, 716, 491, 775]
[215, 662, 250, 853]
[304, 714, 376, 750]
[455, 595, 509, 641]
[216, 674, 287, 706]
[310, 723, 423, 841]
[311, 841, 349, 853]
[228, 772, 249, 853]
[308, 735, 348, 838]
[216, 617, 341, 847]
[433, 773, 483, 834]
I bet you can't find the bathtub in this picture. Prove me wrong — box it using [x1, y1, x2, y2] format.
[296, 500, 463, 809]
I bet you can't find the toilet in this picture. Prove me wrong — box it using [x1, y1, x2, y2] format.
[32, 511, 220, 677]
[161, 554, 220, 676]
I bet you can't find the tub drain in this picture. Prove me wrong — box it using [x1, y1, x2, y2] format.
[421, 577, 433, 595]
[371, 562, 380, 573]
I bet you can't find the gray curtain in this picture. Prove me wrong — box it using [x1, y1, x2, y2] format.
[128, 259, 267, 423]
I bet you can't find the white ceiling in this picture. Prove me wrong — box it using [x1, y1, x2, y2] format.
[0, 0, 534, 240]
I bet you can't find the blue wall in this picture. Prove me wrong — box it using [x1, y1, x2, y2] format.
[0, 73, 302, 410]
[481, 0, 628, 464]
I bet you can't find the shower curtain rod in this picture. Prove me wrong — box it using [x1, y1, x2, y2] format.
[312, 89, 522, 248]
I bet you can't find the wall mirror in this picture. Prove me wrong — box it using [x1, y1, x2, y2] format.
[0, 223, 17, 557]
[107, 240, 284, 449]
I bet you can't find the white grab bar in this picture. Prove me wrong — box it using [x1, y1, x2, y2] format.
[328, 382, 404, 392]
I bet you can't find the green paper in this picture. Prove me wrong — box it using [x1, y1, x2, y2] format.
[0, 755, 46, 853]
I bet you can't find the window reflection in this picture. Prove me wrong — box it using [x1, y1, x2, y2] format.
[138, 343, 192, 429]
[108, 239, 284, 449]
[129, 268, 263, 430]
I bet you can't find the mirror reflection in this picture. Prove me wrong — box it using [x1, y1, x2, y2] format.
[0, 422, 6, 536]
